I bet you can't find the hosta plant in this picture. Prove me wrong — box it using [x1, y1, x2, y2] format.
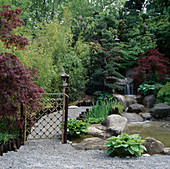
[137, 84, 155, 96]
[105, 133, 146, 158]
[67, 119, 89, 137]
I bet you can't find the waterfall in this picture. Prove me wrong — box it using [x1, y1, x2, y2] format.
[124, 83, 134, 95]
[117, 77, 134, 95]
[130, 83, 134, 95]
[126, 84, 130, 95]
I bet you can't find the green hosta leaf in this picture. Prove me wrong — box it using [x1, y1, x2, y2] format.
[106, 148, 114, 155]
[69, 130, 74, 135]
[128, 147, 134, 155]
[134, 151, 141, 157]
[131, 145, 139, 152]
[114, 144, 122, 148]
[122, 144, 128, 148]
[116, 140, 122, 144]
[140, 145, 147, 151]
[104, 142, 113, 147]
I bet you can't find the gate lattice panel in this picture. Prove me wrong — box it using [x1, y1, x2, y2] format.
[26, 93, 64, 140]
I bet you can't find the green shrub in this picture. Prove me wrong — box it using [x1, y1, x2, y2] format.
[0, 118, 20, 137]
[84, 100, 112, 124]
[105, 133, 146, 158]
[67, 119, 89, 137]
[137, 84, 155, 95]
[112, 100, 124, 115]
[85, 117, 104, 124]
[0, 132, 18, 144]
[95, 93, 113, 102]
[156, 82, 170, 105]
[84, 100, 124, 124]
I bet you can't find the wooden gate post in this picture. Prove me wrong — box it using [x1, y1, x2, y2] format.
[61, 73, 69, 144]
[64, 87, 69, 143]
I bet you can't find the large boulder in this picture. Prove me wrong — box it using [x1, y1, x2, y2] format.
[127, 103, 145, 113]
[86, 124, 111, 139]
[122, 113, 143, 122]
[101, 115, 127, 136]
[71, 137, 107, 150]
[143, 137, 164, 155]
[142, 95, 156, 108]
[150, 103, 170, 118]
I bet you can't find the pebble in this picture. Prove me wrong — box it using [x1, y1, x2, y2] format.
[0, 139, 170, 169]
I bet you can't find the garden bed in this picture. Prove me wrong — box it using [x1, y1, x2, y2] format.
[0, 137, 21, 156]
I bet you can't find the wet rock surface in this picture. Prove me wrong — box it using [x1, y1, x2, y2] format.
[127, 103, 145, 113]
[122, 113, 144, 122]
[150, 103, 170, 118]
[142, 95, 156, 108]
[140, 113, 152, 121]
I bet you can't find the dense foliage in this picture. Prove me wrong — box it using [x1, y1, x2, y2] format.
[133, 49, 169, 88]
[0, 5, 44, 131]
[67, 119, 89, 137]
[84, 99, 124, 124]
[0, 1, 169, 100]
[156, 82, 170, 105]
[105, 133, 146, 157]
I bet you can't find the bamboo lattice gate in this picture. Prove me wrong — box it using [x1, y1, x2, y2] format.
[21, 74, 69, 144]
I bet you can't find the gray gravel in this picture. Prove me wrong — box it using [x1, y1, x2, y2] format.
[0, 139, 170, 169]
[1, 107, 170, 169]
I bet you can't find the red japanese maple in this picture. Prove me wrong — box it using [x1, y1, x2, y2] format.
[0, 5, 45, 129]
[133, 49, 170, 87]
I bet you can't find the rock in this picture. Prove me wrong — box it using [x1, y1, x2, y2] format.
[124, 95, 137, 107]
[122, 113, 143, 122]
[163, 148, 170, 155]
[142, 95, 156, 108]
[150, 103, 170, 118]
[71, 137, 107, 150]
[161, 122, 170, 129]
[101, 115, 127, 136]
[140, 113, 152, 121]
[142, 154, 150, 157]
[68, 105, 79, 109]
[86, 124, 111, 139]
[127, 103, 145, 113]
[113, 94, 126, 106]
[165, 116, 170, 121]
[136, 95, 144, 104]
[143, 137, 164, 155]
[113, 94, 137, 109]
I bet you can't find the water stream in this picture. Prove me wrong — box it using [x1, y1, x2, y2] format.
[125, 121, 170, 147]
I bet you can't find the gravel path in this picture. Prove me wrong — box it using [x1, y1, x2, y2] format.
[1, 107, 170, 169]
[0, 139, 170, 169]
